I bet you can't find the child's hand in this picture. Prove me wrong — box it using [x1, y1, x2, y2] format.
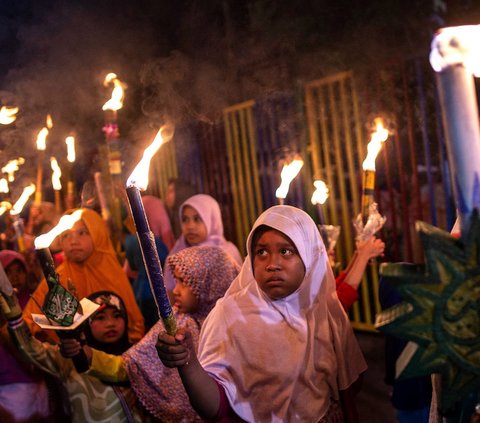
[59, 337, 83, 358]
[156, 328, 193, 368]
[356, 237, 385, 260]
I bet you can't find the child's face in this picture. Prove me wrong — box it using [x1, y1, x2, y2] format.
[5, 261, 27, 290]
[60, 220, 94, 264]
[172, 267, 198, 313]
[252, 228, 305, 300]
[89, 307, 125, 344]
[181, 205, 207, 246]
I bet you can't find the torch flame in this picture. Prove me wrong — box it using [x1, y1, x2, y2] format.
[0, 106, 19, 125]
[10, 184, 36, 216]
[362, 117, 389, 171]
[126, 124, 175, 190]
[34, 209, 83, 249]
[50, 157, 62, 191]
[275, 158, 304, 199]
[311, 180, 329, 205]
[0, 179, 8, 194]
[102, 73, 126, 111]
[0, 201, 12, 217]
[46, 114, 53, 129]
[65, 136, 76, 162]
[2, 158, 25, 182]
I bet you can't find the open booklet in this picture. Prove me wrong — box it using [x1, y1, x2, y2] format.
[32, 298, 100, 331]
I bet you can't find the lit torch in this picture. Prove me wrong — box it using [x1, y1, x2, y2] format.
[35, 115, 53, 204]
[0, 106, 19, 125]
[102, 73, 126, 248]
[50, 157, 62, 214]
[275, 156, 304, 205]
[2, 157, 25, 182]
[430, 25, 480, 235]
[361, 117, 389, 223]
[65, 136, 76, 209]
[0, 178, 8, 202]
[34, 209, 91, 372]
[311, 179, 329, 225]
[10, 184, 36, 252]
[125, 124, 176, 335]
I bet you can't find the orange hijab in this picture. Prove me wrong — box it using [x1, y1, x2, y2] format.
[23, 208, 145, 343]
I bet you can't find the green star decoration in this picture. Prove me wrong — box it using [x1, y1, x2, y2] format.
[375, 213, 480, 414]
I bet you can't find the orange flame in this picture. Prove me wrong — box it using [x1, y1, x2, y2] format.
[65, 136, 76, 163]
[126, 124, 175, 190]
[0, 179, 9, 194]
[50, 157, 62, 191]
[34, 209, 83, 249]
[102, 73, 126, 111]
[0, 106, 19, 125]
[362, 117, 389, 171]
[35, 115, 53, 151]
[0, 201, 12, 217]
[275, 157, 304, 199]
[311, 180, 329, 205]
[10, 184, 36, 216]
[2, 158, 25, 182]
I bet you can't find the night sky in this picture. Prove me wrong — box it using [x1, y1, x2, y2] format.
[0, 0, 478, 199]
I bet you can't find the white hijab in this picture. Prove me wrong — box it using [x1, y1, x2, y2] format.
[198, 205, 367, 422]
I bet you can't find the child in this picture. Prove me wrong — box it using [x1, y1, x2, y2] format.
[61, 246, 240, 422]
[0, 286, 147, 422]
[0, 258, 50, 422]
[164, 194, 243, 291]
[157, 205, 367, 422]
[23, 208, 145, 344]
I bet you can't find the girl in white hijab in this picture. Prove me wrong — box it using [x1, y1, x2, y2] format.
[164, 194, 243, 291]
[157, 205, 367, 422]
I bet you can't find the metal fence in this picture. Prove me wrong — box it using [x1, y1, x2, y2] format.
[152, 56, 455, 331]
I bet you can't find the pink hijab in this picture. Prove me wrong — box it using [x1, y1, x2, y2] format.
[164, 194, 242, 290]
[198, 205, 367, 422]
[123, 246, 240, 421]
[142, 195, 175, 251]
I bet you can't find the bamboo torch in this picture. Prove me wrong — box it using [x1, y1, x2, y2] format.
[65, 136, 76, 209]
[361, 117, 389, 223]
[35, 115, 53, 204]
[125, 124, 176, 335]
[50, 157, 63, 214]
[10, 184, 36, 253]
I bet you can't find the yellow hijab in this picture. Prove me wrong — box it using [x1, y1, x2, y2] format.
[23, 208, 144, 343]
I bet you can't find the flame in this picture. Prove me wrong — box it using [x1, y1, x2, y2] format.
[126, 124, 175, 190]
[0, 179, 8, 193]
[362, 117, 389, 171]
[10, 184, 36, 216]
[311, 180, 329, 205]
[35, 115, 53, 150]
[102, 73, 126, 111]
[0, 201, 12, 217]
[50, 157, 62, 191]
[34, 209, 83, 249]
[65, 136, 76, 162]
[275, 158, 304, 199]
[2, 158, 25, 182]
[0, 106, 19, 125]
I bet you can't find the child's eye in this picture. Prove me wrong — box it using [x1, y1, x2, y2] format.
[281, 248, 295, 256]
[79, 229, 90, 236]
[113, 312, 123, 319]
[181, 216, 189, 223]
[255, 248, 267, 256]
[193, 216, 203, 223]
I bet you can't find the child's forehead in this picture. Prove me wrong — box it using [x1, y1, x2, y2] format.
[254, 227, 295, 246]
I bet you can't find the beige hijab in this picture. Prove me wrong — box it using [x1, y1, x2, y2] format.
[198, 205, 367, 422]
